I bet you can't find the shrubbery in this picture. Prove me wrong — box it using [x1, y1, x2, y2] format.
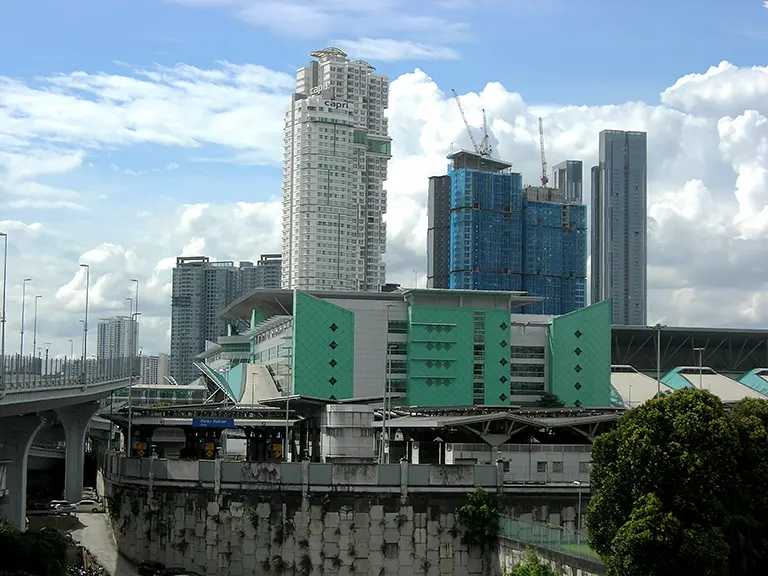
[0, 525, 70, 576]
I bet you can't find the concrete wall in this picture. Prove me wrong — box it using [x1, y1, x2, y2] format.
[499, 536, 604, 576]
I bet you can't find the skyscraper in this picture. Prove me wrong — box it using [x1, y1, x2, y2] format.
[426, 175, 451, 289]
[427, 151, 587, 315]
[282, 47, 391, 292]
[140, 353, 170, 385]
[591, 130, 648, 325]
[552, 160, 583, 203]
[96, 316, 138, 359]
[169, 255, 280, 385]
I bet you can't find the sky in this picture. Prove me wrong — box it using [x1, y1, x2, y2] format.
[1, 0, 768, 360]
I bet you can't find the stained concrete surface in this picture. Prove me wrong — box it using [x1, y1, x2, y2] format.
[71, 513, 139, 576]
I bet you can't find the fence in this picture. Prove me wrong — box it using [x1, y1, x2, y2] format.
[0, 354, 139, 392]
[499, 516, 602, 564]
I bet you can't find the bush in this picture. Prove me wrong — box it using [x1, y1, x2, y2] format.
[508, 548, 558, 576]
[0, 526, 70, 576]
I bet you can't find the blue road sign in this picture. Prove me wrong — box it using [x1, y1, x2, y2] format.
[192, 417, 236, 429]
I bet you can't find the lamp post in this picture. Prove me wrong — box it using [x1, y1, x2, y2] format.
[43, 342, 50, 375]
[80, 264, 90, 386]
[0, 232, 7, 397]
[18, 277, 31, 384]
[126, 297, 133, 455]
[68, 339, 74, 358]
[574, 480, 583, 555]
[32, 294, 42, 360]
[652, 323, 666, 397]
[694, 347, 705, 389]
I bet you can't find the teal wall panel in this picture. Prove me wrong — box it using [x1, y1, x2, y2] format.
[738, 369, 768, 395]
[406, 306, 474, 406]
[548, 300, 611, 407]
[484, 310, 512, 405]
[292, 291, 355, 399]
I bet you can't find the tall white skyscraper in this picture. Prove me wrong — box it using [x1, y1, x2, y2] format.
[591, 130, 648, 325]
[96, 316, 138, 359]
[282, 47, 392, 291]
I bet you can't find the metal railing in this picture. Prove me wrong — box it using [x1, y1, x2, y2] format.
[0, 354, 139, 392]
[499, 516, 602, 564]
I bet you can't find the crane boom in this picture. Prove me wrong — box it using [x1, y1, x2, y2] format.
[539, 117, 548, 186]
[452, 88, 481, 156]
[479, 109, 492, 157]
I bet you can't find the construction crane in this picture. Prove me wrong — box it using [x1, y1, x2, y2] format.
[538, 117, 548, 186]
[452, 88, 492, 157]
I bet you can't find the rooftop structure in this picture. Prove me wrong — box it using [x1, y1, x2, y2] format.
[282, 47, 391, 292]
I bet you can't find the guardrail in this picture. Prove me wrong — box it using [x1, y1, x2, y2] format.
[0, 355, 139, 392]
[499, 516, 602, 563]
[103, 454, 504, 493]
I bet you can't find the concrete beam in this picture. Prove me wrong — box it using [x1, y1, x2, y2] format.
[57, 402, 100, 503]
[0, 414, 45, 530]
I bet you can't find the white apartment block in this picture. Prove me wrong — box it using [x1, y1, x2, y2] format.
[96, 316, 138, 359]
[282, 46, 391, 292]
[140, 353, 170, 385]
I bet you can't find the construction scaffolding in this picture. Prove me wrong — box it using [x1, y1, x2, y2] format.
[448, 162, 524, 291]
[520, 191, 588, 315]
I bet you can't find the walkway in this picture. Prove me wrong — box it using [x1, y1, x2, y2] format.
[71, 513, 139, 576]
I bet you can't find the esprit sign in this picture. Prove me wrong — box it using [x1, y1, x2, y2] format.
[324, 100, 349, 110]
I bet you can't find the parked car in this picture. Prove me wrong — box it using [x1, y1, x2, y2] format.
[48, 500, 75, 516]
[138, 561, 165, 576]
[82, 488, 99, 501]
[74, 499, 104, 513]
[159, 570, 202, 576]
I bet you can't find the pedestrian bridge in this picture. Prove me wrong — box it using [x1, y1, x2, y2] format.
[0, 354, 138, 531]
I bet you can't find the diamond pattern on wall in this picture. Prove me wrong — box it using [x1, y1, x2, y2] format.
[407, 306, 472, 407]
[484, 309, 512, 406]
[499, 376, 508, 384]
[500, 358, 508, 366]
[292, 292, 354, 400]
[500, 322, 508, 331]
[500, 340, 508, 348]
[499, 393, 508, 402]
[548, 300, 611, 408]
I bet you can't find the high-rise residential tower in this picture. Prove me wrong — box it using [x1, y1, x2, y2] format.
[591, 130, 648, 325]
[140, 353, 170, 385]
[282, 47, 392, 292]
[552, 160, 583, 203]
[426, 151, 587, 315]
[169, 255, 280, 385]
[96, 316, 138, 359]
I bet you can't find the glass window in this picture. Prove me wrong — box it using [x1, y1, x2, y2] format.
[537, 461, 547, 473]
[552, 461, 564, 473]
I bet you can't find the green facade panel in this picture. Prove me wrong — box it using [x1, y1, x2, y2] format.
[292, 291, 354, 399]
[406, 306, 475, 406]
[484, 309, 512, 405]
[548, 300, 612, 408]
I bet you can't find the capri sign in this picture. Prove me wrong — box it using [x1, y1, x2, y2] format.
[324, 100, 349, 110]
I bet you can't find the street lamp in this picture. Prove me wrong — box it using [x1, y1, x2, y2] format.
[652, 323, 666, 397]
[19, 277, 31, 357]
[0, 231, 7, 397]
[80, 264, 90, 385]
[574, 480, 583, 555]
[43, 342, 50, 374]
[68, 338, 74, 358]
[694, 347, 705, 389]
[33, 294, 42, 360]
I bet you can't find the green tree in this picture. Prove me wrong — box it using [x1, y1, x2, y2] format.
[535, 392, 564, 408]
[456, 487, 500, 551]
[587, 387, 742, 576]
[507, 548, 558, 576]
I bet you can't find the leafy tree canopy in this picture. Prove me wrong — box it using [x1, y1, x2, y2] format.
[535, 392, 565, 408]
[507, 548, 558, 576]
[587, 388, 768, 576]
[457, 487, 501, 551]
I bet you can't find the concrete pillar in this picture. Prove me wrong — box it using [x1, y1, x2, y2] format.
[57, 402, 100, 504]
[0, 415, 45, 531]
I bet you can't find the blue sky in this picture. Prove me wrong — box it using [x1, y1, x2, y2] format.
[2, 0, 768, 356]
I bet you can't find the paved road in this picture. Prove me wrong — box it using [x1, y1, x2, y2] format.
[70, 513, 140, 576]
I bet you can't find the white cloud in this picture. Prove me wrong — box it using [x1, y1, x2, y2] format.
[333, 39, 460, 62]
[3, 58, 768, 361]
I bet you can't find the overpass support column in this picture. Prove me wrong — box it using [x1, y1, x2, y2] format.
[0, 415, 45, 531]
[57, 402, 100, 504]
